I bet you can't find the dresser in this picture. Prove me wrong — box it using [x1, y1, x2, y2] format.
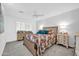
[57, 32, 69, 48]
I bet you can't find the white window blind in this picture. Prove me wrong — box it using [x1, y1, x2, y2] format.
[16, 22, 32, 31]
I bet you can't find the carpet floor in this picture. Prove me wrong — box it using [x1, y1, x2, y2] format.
[2, 41, 74, 56]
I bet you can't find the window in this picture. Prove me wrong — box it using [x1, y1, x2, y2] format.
[16, 22, 32, 31]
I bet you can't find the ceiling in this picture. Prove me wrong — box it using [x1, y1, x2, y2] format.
[1, 3, 79, 20]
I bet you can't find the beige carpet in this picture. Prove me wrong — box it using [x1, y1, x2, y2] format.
[43, 45, 74, 56]
[2, 41, 33, 56]
[2, 41, 74, 56]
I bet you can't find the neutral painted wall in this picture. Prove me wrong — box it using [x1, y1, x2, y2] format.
[37, 8, 79, 47]
[2, 16, 37, 42]
[1, 3, 37, 43]
[0, 4, 6, 56]
[0, 33, 6, 56]
[0, 4, 37, 55]
[0, 14, 37, 55]
[0, 14, 36, 55]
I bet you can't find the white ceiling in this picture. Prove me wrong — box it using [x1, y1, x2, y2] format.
[1, 3, 79, 20]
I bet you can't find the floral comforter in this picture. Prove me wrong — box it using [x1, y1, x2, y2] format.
[26, 33, 56, 48]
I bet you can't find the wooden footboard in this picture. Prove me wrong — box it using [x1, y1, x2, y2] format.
[23, 38, 37, 56]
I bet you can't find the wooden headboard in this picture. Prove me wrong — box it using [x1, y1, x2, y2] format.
[43, 26, 58, 35]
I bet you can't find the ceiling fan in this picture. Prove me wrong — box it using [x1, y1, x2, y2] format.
[32, 11, 44, 18]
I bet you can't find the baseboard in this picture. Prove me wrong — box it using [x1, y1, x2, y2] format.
[68, 46, 74, 49]
[57, 44, 74, 49]
[1, 42, 6, 56]
[6, 40, 18, 44]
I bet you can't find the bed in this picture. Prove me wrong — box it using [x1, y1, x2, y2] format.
[23, 26, 58, 56]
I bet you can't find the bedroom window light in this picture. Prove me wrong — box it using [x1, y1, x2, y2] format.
[39, 24, 44, 30]
[59, 25, 67, 32]
[59, 21, 69, 29]
[59, 21, 70, 32]
[20, 22, 25, 31]
[60, 25, 67, 29]
[16, 22, 32, 31]
[25, 24, 31, 31]
[16, 22, 21, 31]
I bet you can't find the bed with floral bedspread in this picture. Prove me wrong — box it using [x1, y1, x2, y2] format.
[24, 32, 56, 55]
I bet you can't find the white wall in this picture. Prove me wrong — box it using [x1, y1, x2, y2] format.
[37, 8, 79, 47]
[0, 33, 6, 56]
[1, 3, 37, 43]
[3, 16, 36, 42]
[0, 4, 6, 56]
[0, 4, 37, 55]
[0, 14, 36, 55]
